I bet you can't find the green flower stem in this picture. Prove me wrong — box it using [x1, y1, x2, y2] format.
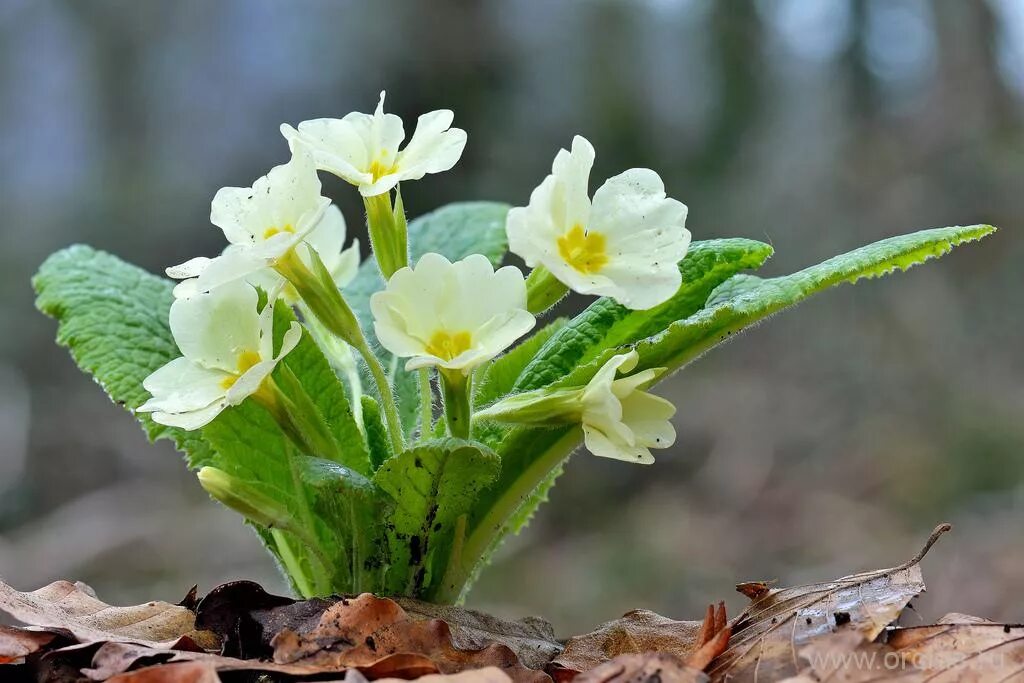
[428, 427, 581, 603]
[419, 368, 434, 440]
[271, 529, 315, 598]
[352, 338, 405, 454]
[364, 192, 409, 279]
[525, 265, 569, 314]
[275, 248, 405, 455]
[251, 380, 327, 459]
[440, 369, 472, 439]
[270, 366, 346, 463]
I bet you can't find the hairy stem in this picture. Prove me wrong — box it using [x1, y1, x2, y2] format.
[441, 370, 472, 440]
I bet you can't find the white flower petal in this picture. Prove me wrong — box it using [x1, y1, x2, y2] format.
[277, 321, 303, 360]
[583, 424, 655, 465]
[139, 357, 230, 413]
[346, 91, 405, 167]
[174, 248, 270, 296]
[148, 400, 228, 430]
[331, 239, 361, 288]
[169, 280, 261, 372]
[166, 257, 213, 279]
[282, 121, 372, 186]
[621, 391, 676, 449]
[370, 253, 534, 374]
[210, 148, 325, 247]
[304, 204, 346, 262]
[551, 136, 595, 230]
[395, 109, 467, 179]
[225, 359, 277, 405]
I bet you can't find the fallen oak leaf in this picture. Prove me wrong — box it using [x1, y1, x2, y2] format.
[550, 603, 729, 680]
[342, 666, 515, 683]
[573, 653, 709, 683]
[708, 523, 952, 683]
[886, 618, 1024, 681]
[398, 598, 562, 670]
[192, 581, 561, 670]
[193, 579, 326, 659]
[0, 579, 219, 651]
[0, 624, 61, 663]
[272, 594, 549, 683]
[104, 661, 221, 683]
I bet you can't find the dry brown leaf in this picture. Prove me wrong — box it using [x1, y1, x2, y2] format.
[341, 667, 515, 683]
[572, 653, 709, 683]
[0, 623, 61, 662]
[707, 523, 951, 682]
[551, 602, 730, 680]
[272, 593, 549, 683]
[399, 598, 561, 670]
[887, 619, 1024, 681]
[0, 578, 219, 650]
[779, 618, 1024, 682]
[104, 661, 221, 683]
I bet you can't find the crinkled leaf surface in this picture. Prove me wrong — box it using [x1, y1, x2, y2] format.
[33, 246, 384, 597]
[373, 439, 501, 598]
[629, 224, 996, 379]
[514, 239, 773, 392]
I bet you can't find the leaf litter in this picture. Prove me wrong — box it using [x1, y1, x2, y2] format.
[3, 523, 1021, 682]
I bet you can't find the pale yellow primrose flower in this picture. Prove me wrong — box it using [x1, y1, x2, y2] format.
[577, 351, 676, 464]
[138, 280, 301, 430]
[168, 147, 330, 296]
[369, 253, 535, 374]
[476, 350, 676, 464]
[507, 135, 691, 310]
[280, 91, 467, 197]
[244, 205, 361, 303]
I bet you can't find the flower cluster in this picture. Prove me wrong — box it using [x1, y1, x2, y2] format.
[142, 92, 690, 465]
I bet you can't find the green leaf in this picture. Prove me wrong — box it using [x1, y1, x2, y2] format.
[474, 317, 569, 409]
[33, 245, 386, 596]
[514, 238, 773, 392]
[628, 225, 997, 377]
[449, 225, 997, 602]
[373, 438, 501, 597]
[272, 300, 371, 476]
[297, 456, 391, 594]
[33, 245, 215, 462]
[361, 395, 393, 471]
[346, 201, 511, 440]
[437, 425, 578, 603]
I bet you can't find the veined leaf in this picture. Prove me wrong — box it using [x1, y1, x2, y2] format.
[297, 457, 391, 594]
[474, 317, 569, 410]
[373, 439, 501, 598]
[361, 395, 393, 471]
[33, 245, 386, 597]
[514, 238, 773, 392]
[629, 224, 996, 377]
[33, 246, 215, 462]
[453, 225, 996, 602]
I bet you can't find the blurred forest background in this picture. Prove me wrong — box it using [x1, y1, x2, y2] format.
[1, 0, 1022, 634]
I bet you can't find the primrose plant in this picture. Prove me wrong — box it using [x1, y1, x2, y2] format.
[35, 91, 994, 603]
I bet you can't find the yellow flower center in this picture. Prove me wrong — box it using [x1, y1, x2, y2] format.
[425, 330, 472, 361]
[557, 224, 608, 274]
[220, 350, 262, 389]
[262, 224, 295, 240]
[368, 159, 399, 182]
